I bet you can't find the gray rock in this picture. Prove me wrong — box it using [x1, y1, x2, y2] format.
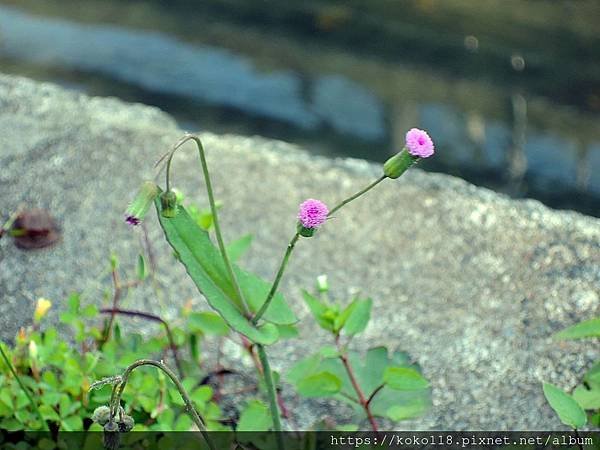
[1, 74, 599, 430]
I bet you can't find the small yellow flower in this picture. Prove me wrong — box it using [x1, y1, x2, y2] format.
[34, 298, 52, 322]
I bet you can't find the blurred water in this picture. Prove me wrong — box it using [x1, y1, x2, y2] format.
[0, 4, 598, 216]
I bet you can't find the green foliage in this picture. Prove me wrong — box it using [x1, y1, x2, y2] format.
[288, 278, 431, 427]
[0, 293, 226, 433]
[554, 318, 600, 340]
[155, 201, 296, 345]
[547, 317, 600, 426]
[542, 382, 587, 429]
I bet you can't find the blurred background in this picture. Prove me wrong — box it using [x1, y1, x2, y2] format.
[0, 0, 599, 216]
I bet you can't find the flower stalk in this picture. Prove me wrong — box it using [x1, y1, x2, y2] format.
[161, 134, 251, 316]
[109, 359, 215, 450]
[256, 344, 285, 450]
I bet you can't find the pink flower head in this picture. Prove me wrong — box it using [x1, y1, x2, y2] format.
[406, 128, 434, 158]
[298, 199, 329, 229]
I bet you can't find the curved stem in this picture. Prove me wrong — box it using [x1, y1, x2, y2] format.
[0, 342, 48, 431]
[328, 175, 386, 217]
[252, 233, 300, 325]
[256, 345, 284, 450]
[111, 359, 215, 450]
[164, 134, 250, 316]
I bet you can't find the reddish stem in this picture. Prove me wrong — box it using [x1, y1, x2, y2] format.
[336, 335, 379, 431]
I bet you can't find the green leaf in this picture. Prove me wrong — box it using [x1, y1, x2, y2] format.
[61, 415, 83, 431]
[226, 234, 253, 262]
[137, 254, 147, 280]
[39, 404, 60, 422]
[156, 202, 293, 344]
[384, 367, 429, 391]
[296, 372, 342, 397]
[341, 299, 372, 336]
[237, 400, 272, 431]
[188, 312, 229, 336]
[543, 382, 587, 429]
[555, 318, 600, 340]
[67, 293, 80, 314]
[302, 290, 334, 331]
[387, 403, 430, 421]
[572, 385, 600, 410]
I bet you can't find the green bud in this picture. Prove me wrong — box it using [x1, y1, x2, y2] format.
[297, 222, 316, 238]
[160, 191, 178, 218]
[383, 148, 419, 179]
[92, 406, 111, 426]
[119, 415, 135, 432]
[125, 181, 160, 226]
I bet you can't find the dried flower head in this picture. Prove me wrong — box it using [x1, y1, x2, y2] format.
[405, 128, 434, 158]
[124, 181, 160, 226]
[298, 199, 329, 229]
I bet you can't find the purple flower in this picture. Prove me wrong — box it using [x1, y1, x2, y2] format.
[298, 199, 329, 229]
[405, 128, 434, 158]
[125, 215, 141, 226]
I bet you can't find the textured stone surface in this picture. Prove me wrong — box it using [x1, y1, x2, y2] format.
[1, 74, 599, 430]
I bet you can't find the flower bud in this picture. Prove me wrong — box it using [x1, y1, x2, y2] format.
[383, 149, 418, 179]
[92, 406, 111, 426]
[125, 181, 160, 226]
[160, 190, 178, 218]
[28, 340, 38, 360]
[119, 415, 135, 432]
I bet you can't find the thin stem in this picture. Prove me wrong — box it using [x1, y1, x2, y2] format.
[256, 344, 284, 450]
[164, 134, 250, 316]
[328, 175, 386, 217]
[252, 233, 300, 325]
[99, 308, 184, 379]
[335, 336, 379, 431]
[366, 384, 385, 406]
[0, 342, 48, 431]
[111, 359, 215, 450]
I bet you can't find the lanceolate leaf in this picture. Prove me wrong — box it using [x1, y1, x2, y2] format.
[156, 202, 295, 344]
[555, 318, 600, 340]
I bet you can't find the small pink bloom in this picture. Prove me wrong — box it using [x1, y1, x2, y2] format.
[406, 128, 434, 158]
[298, 199, 329, 229]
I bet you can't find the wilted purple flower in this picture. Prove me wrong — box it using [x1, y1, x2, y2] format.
[405, 128, 434, 158]
[124, 181, 160, 226]
[298, 199, 329, 229]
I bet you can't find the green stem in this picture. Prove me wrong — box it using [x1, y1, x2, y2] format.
[0, 342, 48, 431]
[252, 233, 300, 325]
[328, 175, 386, 217]
[110, 359, 215, 450]
[165, 134, 250, 316]
[256, 344, 284, 450]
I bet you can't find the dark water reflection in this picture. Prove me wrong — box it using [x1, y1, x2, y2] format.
[0, 4, 598, 216]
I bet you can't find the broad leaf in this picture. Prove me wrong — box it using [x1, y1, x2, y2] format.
[555, 318, 600, 340]
[156, 202, 295, 344]
[237, 400, 272, 431]
[573, 385, 600, 410]
[188, 312, 229, 336]
[296, 372, 342, 397]
[543, 382, 587, 429]
[384, 367, 429, 391]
